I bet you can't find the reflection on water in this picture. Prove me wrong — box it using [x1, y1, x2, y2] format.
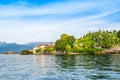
[0, 54, 120, 80]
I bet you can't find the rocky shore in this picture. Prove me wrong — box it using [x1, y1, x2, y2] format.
[97, 45, 120, 54]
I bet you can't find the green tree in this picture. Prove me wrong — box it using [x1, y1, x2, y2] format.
[117, 30, 120, 38]
[66, 45, 72, 52]
[44, 46, 55, 53]
[20, 50, 33, 55]
[35, 48, 42, 53]
[55, 33, 76, 51]
[55, 30, 120, 54]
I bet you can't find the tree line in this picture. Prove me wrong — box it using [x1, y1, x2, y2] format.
[55, 30, 120, 54]
[20, 30, 120, 55]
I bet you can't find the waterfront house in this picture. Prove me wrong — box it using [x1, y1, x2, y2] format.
[33, 43, 54, 54]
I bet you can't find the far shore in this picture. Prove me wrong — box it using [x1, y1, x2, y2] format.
[2, 49, 120, 55]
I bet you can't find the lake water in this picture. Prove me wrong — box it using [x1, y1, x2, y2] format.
[0, 54, 120, 80]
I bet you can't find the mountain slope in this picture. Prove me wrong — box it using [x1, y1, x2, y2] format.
[0, 42, 32, 53]
[25, 42, 52, 47]
[0, 42, 53, 53]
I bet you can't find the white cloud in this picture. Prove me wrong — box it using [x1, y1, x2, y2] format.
[0, 1, 92, 17]
[0, 0, 120, 43]
[0, 0, 119, 18]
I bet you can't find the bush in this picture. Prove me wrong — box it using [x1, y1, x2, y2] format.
[20, 50, 33, 55]
[73, 48, 101, 54]
[44, 46, 55, 53]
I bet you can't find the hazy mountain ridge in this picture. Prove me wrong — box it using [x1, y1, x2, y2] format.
[0, 42, 31, 53]
[25, 42, 52, 47]
[0, 42, 53, 53]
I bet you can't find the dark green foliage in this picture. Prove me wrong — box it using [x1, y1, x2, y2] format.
[66, 45, 72, 52]
[20, 50, 33, 55]
[117, 30, 120, 38]
[73, 48, 102, 54]
[55, 30, 120, 54]
[44, 46, 55, 53]
[74, 30, 120, 50]
[92, 30, 119, 48]
[55, 34, 76, 51]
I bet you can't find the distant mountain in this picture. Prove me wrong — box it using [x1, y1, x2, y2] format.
[0, 42, 32, 53]
[0, 42, 53, 53]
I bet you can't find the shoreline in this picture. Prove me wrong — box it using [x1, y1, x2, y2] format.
[2, 46, 120, 55]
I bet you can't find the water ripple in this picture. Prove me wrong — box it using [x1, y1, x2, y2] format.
[0, 54, 120, 80]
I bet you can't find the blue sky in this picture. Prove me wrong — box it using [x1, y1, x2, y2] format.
[0, 0, 120, 44]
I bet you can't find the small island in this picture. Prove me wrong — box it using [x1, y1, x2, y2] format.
[20, 29, 120, 55]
